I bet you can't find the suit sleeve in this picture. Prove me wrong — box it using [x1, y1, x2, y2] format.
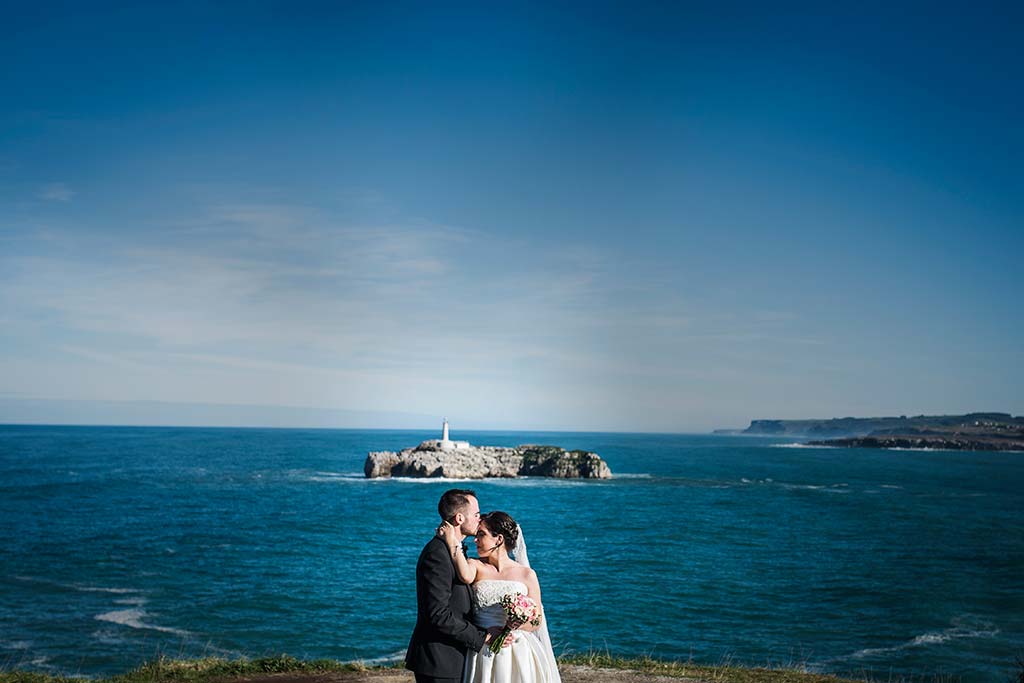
[422, 542, 487, 651]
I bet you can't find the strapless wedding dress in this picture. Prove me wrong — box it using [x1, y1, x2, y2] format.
[464, 579, 560, 683]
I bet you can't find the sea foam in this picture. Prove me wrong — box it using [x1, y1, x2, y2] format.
[95, 608, 189, 636]
[845, 616, 999, 660]
[13, 575, 144, 596]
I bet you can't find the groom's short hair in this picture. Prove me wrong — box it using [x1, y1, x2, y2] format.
[438, 488, 476, 522]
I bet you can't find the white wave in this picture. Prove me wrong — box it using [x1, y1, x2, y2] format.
[487, 477, 589, 488]
[26, 658, 69, 676]
[95, 608, 189, 636]
[382, 476, 479, 483]
[742, 479, 850, 493]
[373, 476, 597, 485]
[92, 629, 130, 646]
[843, 616, 999, 660]
[12, 575, 144, 595]
[2, 651, 62, 674]
[1, 640, 32, 650]
[774, 480, 849, 493]
[354, 650, 406, 666]
[22, 656, 64, 674]
[300, 473, 482, 483]
[114, 596, 148, 606]
[75, 585, 142, 594]
[880, 484, 903, 489]
[303, 469, 617, 484]
[771, 442, 837, 448]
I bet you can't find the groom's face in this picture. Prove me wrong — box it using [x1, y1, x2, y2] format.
[456, 496, 481, 537]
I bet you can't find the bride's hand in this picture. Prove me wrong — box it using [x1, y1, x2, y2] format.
[486, 626, 515, 647]
[437, 520, 460, 549]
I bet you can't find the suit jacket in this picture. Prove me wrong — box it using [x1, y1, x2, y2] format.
[405, 535, 486, 677]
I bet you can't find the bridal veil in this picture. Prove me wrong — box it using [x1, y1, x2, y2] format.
[513, 525, 561, 683]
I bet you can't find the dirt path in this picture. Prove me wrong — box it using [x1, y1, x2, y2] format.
[217, 666, 705, 683]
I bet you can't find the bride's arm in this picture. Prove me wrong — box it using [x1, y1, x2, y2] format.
[451, 548, 483, 585]
[440, 522, 480, 584]
[518, 569, 544, 632]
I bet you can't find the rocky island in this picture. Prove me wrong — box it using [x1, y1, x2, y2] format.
[726, 412, 1024, 452]
[364, 420, 612, 479]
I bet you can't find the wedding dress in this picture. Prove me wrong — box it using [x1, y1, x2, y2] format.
[464, 579, 560, 683]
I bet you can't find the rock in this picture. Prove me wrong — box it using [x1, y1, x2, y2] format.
[518, 445, 612, 478]
[364, 442, 612, 479]
[364, 451, 403, 478]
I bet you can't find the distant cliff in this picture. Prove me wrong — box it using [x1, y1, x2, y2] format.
[737, 412, 1024, 451]
[741, 413, 1023, 438]
[808, 435, 1024, 451]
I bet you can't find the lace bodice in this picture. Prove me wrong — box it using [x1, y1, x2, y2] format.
[471, 579, 528, 629]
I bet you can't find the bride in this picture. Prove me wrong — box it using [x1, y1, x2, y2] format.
[439, 511, 560, 683]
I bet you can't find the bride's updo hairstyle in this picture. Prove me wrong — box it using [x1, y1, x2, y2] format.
[480, 511, 518, 550]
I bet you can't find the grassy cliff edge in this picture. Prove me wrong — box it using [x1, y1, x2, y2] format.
[0, 654, 868, 683]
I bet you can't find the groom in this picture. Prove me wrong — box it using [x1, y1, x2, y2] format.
[405, 488, 499, 683]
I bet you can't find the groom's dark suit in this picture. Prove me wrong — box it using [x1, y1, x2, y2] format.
[406, 535, 487, 682]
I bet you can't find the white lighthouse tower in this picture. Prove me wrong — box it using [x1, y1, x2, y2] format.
[418, 418, 470, 451]
[425, 417, 468, 451]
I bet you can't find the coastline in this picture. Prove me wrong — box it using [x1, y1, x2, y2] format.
[735, 413, 1024, 453]
[805, 435, 1024, 452]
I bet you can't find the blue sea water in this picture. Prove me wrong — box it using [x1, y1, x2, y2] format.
[1, 425, 1022, 682]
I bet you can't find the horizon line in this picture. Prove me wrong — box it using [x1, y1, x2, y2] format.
[0, 421, 727, 437]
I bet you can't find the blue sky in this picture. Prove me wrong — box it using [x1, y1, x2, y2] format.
[1, 2, 1021, 432]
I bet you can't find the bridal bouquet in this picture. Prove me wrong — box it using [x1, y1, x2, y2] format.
[488, 592, 542, 654]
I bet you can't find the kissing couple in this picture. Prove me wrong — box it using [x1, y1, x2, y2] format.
[405, 489, 560, 683]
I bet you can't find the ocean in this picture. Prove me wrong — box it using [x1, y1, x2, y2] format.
[1, 425, 1021, 682]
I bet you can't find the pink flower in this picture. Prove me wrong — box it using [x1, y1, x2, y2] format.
[488, 592, 542, 654]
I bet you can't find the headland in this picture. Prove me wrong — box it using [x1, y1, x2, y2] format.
[721, 412, 1024, 451]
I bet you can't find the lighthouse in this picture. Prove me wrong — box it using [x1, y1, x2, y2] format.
[428, 418, 469, 451]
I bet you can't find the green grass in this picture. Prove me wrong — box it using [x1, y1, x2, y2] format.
[6, 653, 991, 683]
[0, 655, 382, 683]
[559, 652, 864, 682]
[0, 653, 871, 683]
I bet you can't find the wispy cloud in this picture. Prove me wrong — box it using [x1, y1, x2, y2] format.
[0, 197, 830, 429]
[36, 182, 75, 202]
[2, 204, 605, 362]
